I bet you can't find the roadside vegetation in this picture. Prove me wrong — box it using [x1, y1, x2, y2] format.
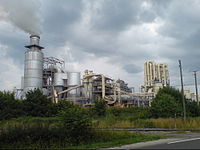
[0, 87, 200, 148]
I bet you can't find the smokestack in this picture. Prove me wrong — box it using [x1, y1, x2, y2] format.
[30, 35, 40, 45]
[23, 35, 44, 94]
[25, 34, 44, 50]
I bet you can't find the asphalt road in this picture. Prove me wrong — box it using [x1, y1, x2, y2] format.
[109, 132, 200, 149]
[141, 137, 200, 149]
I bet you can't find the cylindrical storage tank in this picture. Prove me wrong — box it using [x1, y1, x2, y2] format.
[67, 72, 81, 97]
[24, 49, 43, 93]
[54, 73, 65, 86]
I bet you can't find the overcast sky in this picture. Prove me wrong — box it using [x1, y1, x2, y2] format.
[0, 0, 200, 92]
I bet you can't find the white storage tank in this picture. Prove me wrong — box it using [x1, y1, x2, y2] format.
[54, 72, 68, 93]
[54, 73, 65, 86]
[67, 72, 81, 97]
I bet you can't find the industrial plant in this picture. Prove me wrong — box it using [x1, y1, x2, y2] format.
[142, 61, 170, 94]
[16, 35, 170, 107]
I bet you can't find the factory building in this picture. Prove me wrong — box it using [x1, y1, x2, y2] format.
[116, 79, 132, 93]
[21, 35, 81, 101]
[19, 35, 153, 107]
[143, 61, 170, 94]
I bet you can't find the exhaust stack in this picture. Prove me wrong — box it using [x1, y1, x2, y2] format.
[23, 35, 44, 94]
[30, 35, 40, 45]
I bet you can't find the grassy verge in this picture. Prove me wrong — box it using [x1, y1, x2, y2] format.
[0, 129, 165, 149]
[95, 116, 200, 130]
[0, 117, 166, 149]
[67, 132, 166, 149]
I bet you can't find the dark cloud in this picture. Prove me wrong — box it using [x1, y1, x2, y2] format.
[154, 0, 200, 74]
[139, 10, 156, 23]
[0, 25, 27, 65]
[1, 0, 200, 91]
[123, 64, 142, 74]
[41, 0, 83, 47]
[90, 0, 142, 31]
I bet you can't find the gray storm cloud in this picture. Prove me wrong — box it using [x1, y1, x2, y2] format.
[0, 0, 41, 35]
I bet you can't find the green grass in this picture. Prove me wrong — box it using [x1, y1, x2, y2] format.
[67, 132, 166, 149]
[95, 116, 200, 130]
[1, 115, 199, 149]
[0, 130, 165, 149]
[0, 119, 165, 149]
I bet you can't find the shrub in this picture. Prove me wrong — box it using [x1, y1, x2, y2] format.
[60, 106, 93, 144]
[151, 94, 182, 118]
[93, 99, 107, 117]
[23, 89, 53, 117]
[50, 100, 74, 116]
[108, 107, 122, 117]
[0, 92, 25, 120]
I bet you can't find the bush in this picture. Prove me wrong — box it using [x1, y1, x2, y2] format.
[0, 123, 68, 148]
[23, 89, 53, 117]
[93, 99, 107, 117]
[0, 92, 25, 120]
[151, 94, 182, 118]
[60, 106, 93, 144]
[109, 107, 122, 117]
[50, 101, 74, 116]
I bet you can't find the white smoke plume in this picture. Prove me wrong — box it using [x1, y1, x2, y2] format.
[0, 0, 42, 35]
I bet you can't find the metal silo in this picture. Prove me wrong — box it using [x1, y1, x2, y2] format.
[24, 35, 44, 93]
[67, 72, 81, 97]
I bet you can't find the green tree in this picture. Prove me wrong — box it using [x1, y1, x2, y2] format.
[151, 87, 200, 118]
[151, 94, 182, 118]
[23, 89, 52, 117]
[156, 87, 183, 103]
[186, 100, 200, 117]
[0, 91, 25, 120]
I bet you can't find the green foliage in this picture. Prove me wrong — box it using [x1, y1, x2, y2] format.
[108, 107, 122, 117]
[0, 123, 68, 148]
[186, 100, 200, 117]
[156, 87, 183, 103]
[60, 106, 92, 144]
[0, 91, 25, 120]
[0, 121, 164, 149]
[23, 89, 53, 117]
[151, 94, 182, 118]
[93, 99, 107, 117]
[50, 100, 74, 116]
[106, 107, 151, 121]
[151, 87, 200, 118]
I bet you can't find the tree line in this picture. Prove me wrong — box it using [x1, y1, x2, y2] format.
[0, 87, 200, 121]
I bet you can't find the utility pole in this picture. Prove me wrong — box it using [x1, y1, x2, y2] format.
[193, 71, 199, 106]
[178, 60, 186, 122]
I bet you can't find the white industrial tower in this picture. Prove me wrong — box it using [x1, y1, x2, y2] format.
[144, 61, 170, 93]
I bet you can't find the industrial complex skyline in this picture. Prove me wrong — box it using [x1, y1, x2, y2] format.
[0, 0, 200, 92]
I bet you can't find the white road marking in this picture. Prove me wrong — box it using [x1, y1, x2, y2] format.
[168, 137, 200, 144]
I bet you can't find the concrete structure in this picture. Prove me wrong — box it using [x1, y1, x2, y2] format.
[183, 88, 200, 101]
[143, 61, 170, 94]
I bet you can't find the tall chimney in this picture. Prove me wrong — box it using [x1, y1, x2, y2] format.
[30, 35, 40, 45]
[23, 35, 44, 94]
